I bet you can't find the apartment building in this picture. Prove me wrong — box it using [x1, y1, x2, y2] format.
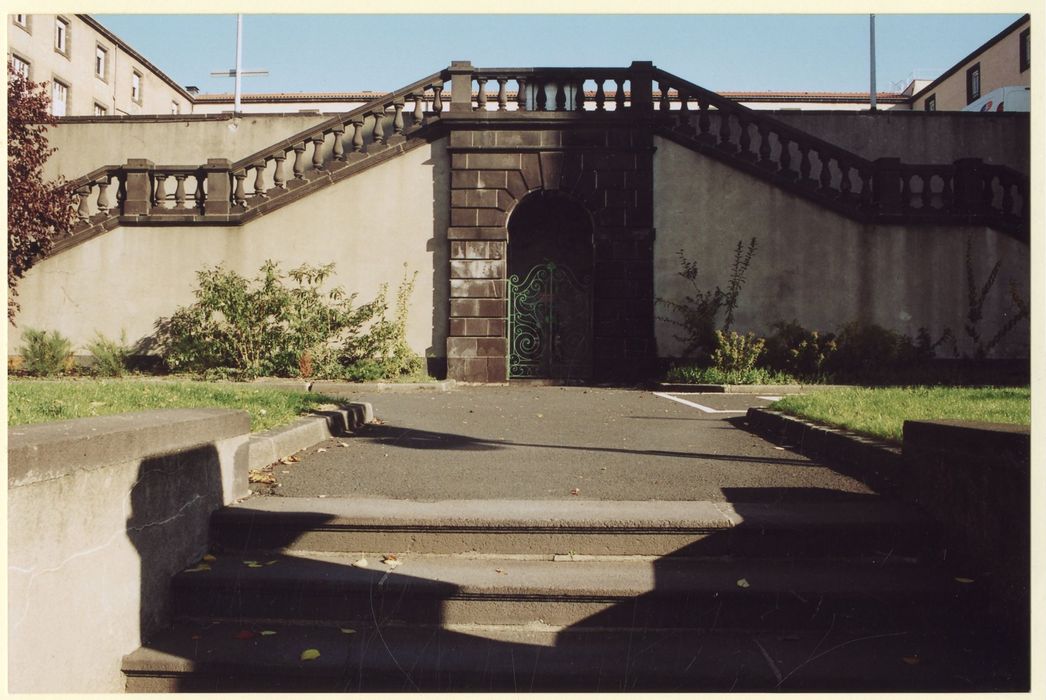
[8, 13, 192, 116]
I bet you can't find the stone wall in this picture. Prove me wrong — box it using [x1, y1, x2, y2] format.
[652, 135, 1030, 359]
[7, 409, 250, 692]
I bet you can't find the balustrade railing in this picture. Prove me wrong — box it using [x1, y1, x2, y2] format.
[60, 63, 1028, 242]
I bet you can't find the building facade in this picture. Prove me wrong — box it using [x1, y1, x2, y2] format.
[911, 14, 1030, 111]
[8, 13, 193, 117]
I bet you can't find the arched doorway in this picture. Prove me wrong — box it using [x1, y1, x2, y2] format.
[507, 191, 593, 380]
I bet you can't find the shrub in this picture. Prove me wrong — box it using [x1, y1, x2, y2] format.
[711, 330, 765, 373]
[825, 321, 905, 377]
[657, 238, 758, 361]
[339, 266, 424, 379]
[666, 364, 796, 385]
[86, 331, 131, 377]
[19, 328, 73, 377]
[762, 320, 837, 377]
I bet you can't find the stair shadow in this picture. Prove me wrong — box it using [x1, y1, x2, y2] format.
[131, 484, 1024, 691]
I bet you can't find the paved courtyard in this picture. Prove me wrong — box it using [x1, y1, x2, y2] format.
[265, 386, 878, 502]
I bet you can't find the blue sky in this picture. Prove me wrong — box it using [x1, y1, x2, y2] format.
[95, 13, 1024, 95]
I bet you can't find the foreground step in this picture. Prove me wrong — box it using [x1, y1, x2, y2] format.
[172, 550, 980, 631]
[211, 497, 936, 558]
[123, 619, 1015, 692]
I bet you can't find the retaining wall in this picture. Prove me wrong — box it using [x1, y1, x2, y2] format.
[7, 409, 250, 693]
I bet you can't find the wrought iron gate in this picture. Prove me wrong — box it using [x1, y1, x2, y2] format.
[508, 261, 592, 379]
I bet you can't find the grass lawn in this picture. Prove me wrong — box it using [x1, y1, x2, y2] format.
[771, 386, 1031, 444]
[8, 378, 346, 432]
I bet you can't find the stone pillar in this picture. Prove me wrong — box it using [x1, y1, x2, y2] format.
[628, 61, 654, 113]
[122, 159, 154, 216]
[447, 239, 509, 383]
[953, 157, 985, 217]
[448, 60, 475, 113]
[201, 158, 232, 216]
[872, 157, 903, 215]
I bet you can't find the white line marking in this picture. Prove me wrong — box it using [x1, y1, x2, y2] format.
[757, 396, 783, 401]
[652, 392, 748, 414]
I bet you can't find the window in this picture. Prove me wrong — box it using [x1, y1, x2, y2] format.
[14, 14, 28, 28]
[1019, 28, 1030, 72]
[965, 63, 981, 104]
[54, 16, 69, 55]
[11, 54, 30, 79]
[131, 70, 142, 103]
[924, 94, 936, 112]
[94, 103, 108, 117]
[52, 80, 68, 117]
[95, 45, 108, 80]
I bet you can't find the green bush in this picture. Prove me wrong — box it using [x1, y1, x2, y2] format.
[19, 328, 73, 377]
[153, 260, 422, 381]
[86, 331, 131, 377]
[825, 321, 905, 376]
[711, 330, 765, 373]
[666, 364, 796, 385]
[762, 320, 837, 377]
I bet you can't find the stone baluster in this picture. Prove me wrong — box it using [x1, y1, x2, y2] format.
[798, 143, 811, 181]
[371, 110, 386, 147]
[252, 162, 267, 197]
[677, 94, 690, 131]
[872, 158, 903, 215]
[717, 111, 732, 150]
[76, 185, 92, 221]
[698, 100, 711, 139]
[738, 118, 752, 159]
[1001, 175, 1014, 217]
[273, 152, 287, 188]
[392, 101, 405, 137]
[921, 173, 933, 209]
[536, 80, 548, 111]
[839, 161, 852, 198]
[574, 80, 585, 111]
[658, 81, 670, 112]
[233, 170, 247, 207]
[96, 178, 111, 215]
[476, 76, 487, 111]
[351, 119, 365, 155]
[595, 80, 606, 111]
[332, 125, 346, 161]
[152, 173, 168, 208]
[516, 77, 528, 112]
[554, 82, 566, 111]
[497, 78, 508, 111]
[614, 79, 626, 110]
[413, 93, 425, 123]
[860, 167, 874, 210]
[174, 174, 187, 208]
[757, 125, 772, 166]
[310, 134, 325, 170]
[432, 84, 444, 114]
[778, 136, 792, 177]
[292, 142, 307, 179]
[819, 153, 833, 190]
[194, 173, 206, 211]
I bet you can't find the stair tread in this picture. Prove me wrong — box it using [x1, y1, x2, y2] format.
[123, 619, 1003, 691]
[177, 550, 965, 598]
[218, 496, 929, 529]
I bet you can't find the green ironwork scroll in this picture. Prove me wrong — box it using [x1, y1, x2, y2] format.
[508, 261, 592, 379]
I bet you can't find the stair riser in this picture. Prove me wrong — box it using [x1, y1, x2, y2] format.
[172, 585, 971, 631]
[210, 525, 930, 559]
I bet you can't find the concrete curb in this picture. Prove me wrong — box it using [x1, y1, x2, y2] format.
[657, 383, 846, 394]
[250, 378, 456, 395]
[744, 408, 902, 495]
[247, 403, 373, 471]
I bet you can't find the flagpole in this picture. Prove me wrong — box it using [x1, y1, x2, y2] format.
[869, 14, 877, 111]
[235, 14, 243, 114]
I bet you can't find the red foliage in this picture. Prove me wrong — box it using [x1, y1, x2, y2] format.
[8, 61, 75, 323]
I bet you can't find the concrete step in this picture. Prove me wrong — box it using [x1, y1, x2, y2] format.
[123, 619, 1017, 692]
[171, 550, 981, 631]
[210, 496, 938, 558]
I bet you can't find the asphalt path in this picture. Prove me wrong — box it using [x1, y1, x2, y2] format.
[264, 386, 878, 502]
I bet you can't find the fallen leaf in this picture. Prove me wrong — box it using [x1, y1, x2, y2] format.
[338, 442, 350, 447]
[954, 577, 975, 584]
[287, 455, 300, 462]
[353, 558, 369, 568]
[202, 554, 217, 562]
[265, 560, 278, 566]
[249, 469, 277, 484]
[185, 564, 211, 573]
[537, 413, 543, 418]
[383, 554, 401, 569]
[570, 488, 581, 496]
[737, 578, 751, 589]
[243, 560, 258, 565]
[495, 568, 507, 575]
[260, 630, 277, 636]
[317, 448, 328, 453]
[902, 655, 920, 665]
[318, 494, 328, 498]
[247, 563, 263, 568]
[234, 630, 255, 640]
[300, 648, 321, 661]
[340, 628, 356, 635]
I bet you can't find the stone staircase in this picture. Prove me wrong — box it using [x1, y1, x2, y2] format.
[122, 495, 1017, 691]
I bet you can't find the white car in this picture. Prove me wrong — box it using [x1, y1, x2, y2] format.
[963, 85, 1030, 112]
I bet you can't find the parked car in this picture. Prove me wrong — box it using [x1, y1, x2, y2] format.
[963, 85, 1031, 112]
